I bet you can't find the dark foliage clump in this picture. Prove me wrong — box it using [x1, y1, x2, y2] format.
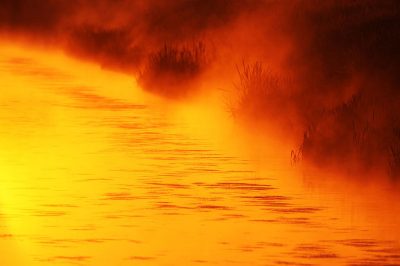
[138, 42, 209, 99]
[229, 62, 295, 123]
[388, 122, 400, 178]
[298, 95, 375, 168]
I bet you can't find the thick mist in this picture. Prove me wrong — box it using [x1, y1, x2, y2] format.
[2, 0, 400, 179]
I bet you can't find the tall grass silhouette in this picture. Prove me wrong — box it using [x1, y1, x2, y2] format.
[296, 95, 377, 167]
[388, 122, 400, 178]
[228, 1, 400, 179]
[138, 41, 209, 98]
[230, 62, 293, 122]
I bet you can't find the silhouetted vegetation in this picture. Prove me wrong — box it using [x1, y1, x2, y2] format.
[389, 122, 400, 178]
[229, 62, 295, 124]
[137, 42, 209, 98]
[297, 95, 377, 169]
[290, 1, 400, 178]
[230, 0, 400, 179]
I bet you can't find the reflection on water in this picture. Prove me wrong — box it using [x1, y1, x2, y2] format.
[0, 46, 399, 266]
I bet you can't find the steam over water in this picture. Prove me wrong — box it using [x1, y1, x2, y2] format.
[0, 46, 399, 266]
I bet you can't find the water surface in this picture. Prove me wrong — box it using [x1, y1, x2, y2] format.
[0, 46, 399, 266]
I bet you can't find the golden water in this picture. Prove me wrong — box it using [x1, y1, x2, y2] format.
[0, 44, 399, 266]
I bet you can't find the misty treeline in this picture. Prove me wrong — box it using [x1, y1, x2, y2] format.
[2, 0, 400, 178]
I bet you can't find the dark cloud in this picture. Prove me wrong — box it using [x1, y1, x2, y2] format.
[0, 0, 75, 32]
[142, 0, 260, 42]
[0, 0, 261, 72]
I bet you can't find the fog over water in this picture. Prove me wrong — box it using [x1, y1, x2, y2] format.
[3, 0, 400, 175]
[0, 42, 399, 266]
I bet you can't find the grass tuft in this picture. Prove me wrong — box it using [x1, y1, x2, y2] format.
[137, 41, 209, 98]
[229, 62, 292, 121]
[297, 95, 379, 169]
[388, 121, 400, 178]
